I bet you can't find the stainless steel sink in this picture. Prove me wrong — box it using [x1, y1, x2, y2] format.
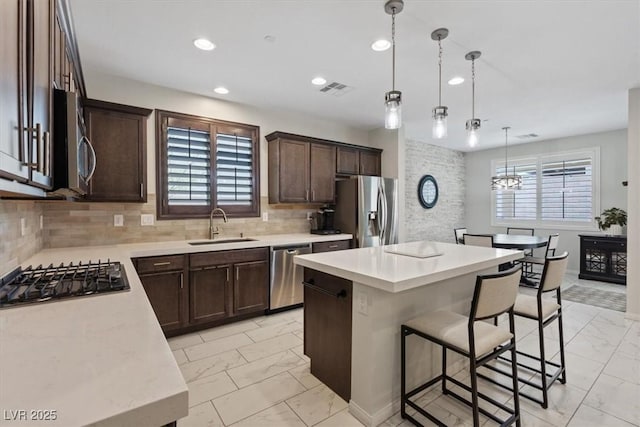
[188, 238, 256, 246]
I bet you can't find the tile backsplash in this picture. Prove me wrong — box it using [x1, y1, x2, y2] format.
[40, 195, 312, 248]
[0, 200, 44, 272]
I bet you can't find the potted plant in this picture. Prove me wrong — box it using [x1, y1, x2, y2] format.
[595, 207, 627, 235]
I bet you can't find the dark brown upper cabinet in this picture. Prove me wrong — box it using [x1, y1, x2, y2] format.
[83, 99, 151, 202]
[266, 131, 381, 204]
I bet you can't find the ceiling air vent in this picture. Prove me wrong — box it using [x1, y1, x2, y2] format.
[516, 133, 539, 139]
[318, 81, 353, 97]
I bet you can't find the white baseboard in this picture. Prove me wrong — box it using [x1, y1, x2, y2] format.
[625, 312, 640, 321]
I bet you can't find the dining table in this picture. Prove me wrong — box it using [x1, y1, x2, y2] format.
[491, 233, 548, 250]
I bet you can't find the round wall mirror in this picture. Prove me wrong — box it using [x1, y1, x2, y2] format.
[418, 175, 438, 209]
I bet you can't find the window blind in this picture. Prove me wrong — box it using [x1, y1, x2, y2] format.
[541, 158, 592, 221]
[215, 133, 253, 206]
[166, 126, 211, 206]
[495, 163, 537, 220]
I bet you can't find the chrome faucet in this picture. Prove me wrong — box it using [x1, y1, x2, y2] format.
[209, 208, 228, 240]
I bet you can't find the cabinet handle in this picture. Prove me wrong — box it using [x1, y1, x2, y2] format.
[153, 261, 171, 266]
[35, 123, 42, 172]
[227, 268, 230, 282]
[180, 273, 184, 289]
[22, 124, 40, 169]
[302, 280, 347, 298]
[140, 183, 144, 199]
[306, 189, 309, 201]
[328, 244, 339, 249]
[312, 189, 315, 201]
[42, 131, 50, 175]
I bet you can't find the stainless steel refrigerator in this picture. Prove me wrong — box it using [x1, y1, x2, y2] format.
[335, 176, 398, 248]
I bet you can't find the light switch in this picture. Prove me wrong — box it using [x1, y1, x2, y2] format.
[262, 212, 269, 222]
[114, 214, 124, 227]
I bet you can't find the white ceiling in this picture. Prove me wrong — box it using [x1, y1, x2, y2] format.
[69, 0, 640, 151]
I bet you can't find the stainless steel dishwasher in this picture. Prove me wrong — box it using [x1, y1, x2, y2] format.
[269, 243, 312, 311]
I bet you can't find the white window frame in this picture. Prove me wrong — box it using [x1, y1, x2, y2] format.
[491, 147, 600, 231]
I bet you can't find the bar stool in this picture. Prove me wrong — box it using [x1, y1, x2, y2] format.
[483, 252, 569, 409]
[401, 266, 522, 427]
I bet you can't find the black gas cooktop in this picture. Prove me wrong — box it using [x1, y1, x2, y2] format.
[0, 260, 130, 309]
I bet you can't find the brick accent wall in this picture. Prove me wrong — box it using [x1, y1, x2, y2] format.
[404, 139, 465, 243]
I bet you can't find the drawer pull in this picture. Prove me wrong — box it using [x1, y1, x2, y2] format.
[180, 273, 184, 289]
[303, 280, 347, 299]
[328, 244, 339, 249]
[153, 262, 171, 266]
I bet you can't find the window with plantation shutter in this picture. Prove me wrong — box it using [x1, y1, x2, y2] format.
[156, 111, 260, 219]
[492, 148, 599, 228]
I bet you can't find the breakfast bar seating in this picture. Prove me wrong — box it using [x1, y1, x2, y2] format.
[401, 266, 523, 427]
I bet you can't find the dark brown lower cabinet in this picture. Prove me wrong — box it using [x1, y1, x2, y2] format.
[234, 260, 269, 315]
[189, 265, 231, 324]
[303, 268, 352, 401]
[134, 247, 269, 335]
[138, 270, 185, 332]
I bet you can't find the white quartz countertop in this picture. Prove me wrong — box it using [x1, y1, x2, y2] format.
[294, 240, 523, 293]
[0, 233, 350, 426]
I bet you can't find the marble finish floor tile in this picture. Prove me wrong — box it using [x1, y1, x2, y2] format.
[290, 344, 310, 362]
[185, 333, 254, 362]
[551, 351, 604, 392]
[168, 332, 204, 350]
[173, 348, 188, 365]
[212, 372, 306, 425]
[565, 329, 618, 364]
[583, 374, 640, 425]
[602, 351, 640, 385]
[244, 320, 302, 342]
[230, 402, 305, 427]
[285, 384, 348, 426]
[226, 350, 304, 388]
[315, 408, 365, 427]
[179, 401, 224, 427]
[199, 320, 260, 343]
[180, 350, 247, 383]
[288, 364, 322, 390]
[514, 383, 587, 426]
[188, 371, 238, 407]
[236, 333, 302, 362]
[567, 404, 637, 427]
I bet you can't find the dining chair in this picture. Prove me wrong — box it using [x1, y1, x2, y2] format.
[401, 266, 522, 427]
[521, 234, 560, 280]
[482, 252, 569, 409]
[507, 227, 535, 257]
[463, 233, 494, 248]
[454, 227, 467, 244]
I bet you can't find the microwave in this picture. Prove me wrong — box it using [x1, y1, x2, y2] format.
[51, 89, 96, 196]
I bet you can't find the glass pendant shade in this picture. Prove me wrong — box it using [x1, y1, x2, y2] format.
[385, 90, 402, 129]
[432, 106, 448, 139]
[465, 118, 480, 147]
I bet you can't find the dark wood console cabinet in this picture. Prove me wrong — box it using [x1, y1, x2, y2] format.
[579, 234, 627, 285]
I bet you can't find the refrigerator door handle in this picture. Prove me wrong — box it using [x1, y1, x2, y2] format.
[378, 181, 387, 245]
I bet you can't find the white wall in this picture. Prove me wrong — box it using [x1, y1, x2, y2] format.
[627, 88, 639, 318]
[83, 68, 372, 197]
[465, 129, 628, 272]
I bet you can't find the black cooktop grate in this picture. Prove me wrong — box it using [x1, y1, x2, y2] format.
[0, 260, 129, 309]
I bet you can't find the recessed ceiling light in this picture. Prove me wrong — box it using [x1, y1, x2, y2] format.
[264, 35, 276, 43]
[448, 76, 465, 85]
[371, 39, 391, 51]
[193, 38, 215, 51]
[214, 87, 229, 94]
[311, 77, 327, 86]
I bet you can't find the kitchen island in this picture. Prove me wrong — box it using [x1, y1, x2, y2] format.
[294, 240, 522, 427]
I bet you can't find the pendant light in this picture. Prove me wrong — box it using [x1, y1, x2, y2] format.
[384, 0, 404, 129]
[465, 51, 481, 147]
[491, 127, 522, 190]
[431, 28, 449, 139]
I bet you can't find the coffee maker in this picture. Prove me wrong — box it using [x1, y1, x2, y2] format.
[310, 207, 340, 234]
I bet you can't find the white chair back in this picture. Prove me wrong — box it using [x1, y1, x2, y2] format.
[463, 234, 494, 248]
[507, 227, 534, 236]
[454, 228, 467, 244]
[546, 234, 560, 257]
[540, 252, 569, 292]
[472, 267, 522, 320]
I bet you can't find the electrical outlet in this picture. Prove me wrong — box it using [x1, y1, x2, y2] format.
[39, 215, 43, 230]
[20, 218, 27, 237]
[114, 214, 124, 227]
[357, 291, 368, 316]
[140, 214, 155, 226]
[262, 212, 268, 222]
[306, 212, 313, 220]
